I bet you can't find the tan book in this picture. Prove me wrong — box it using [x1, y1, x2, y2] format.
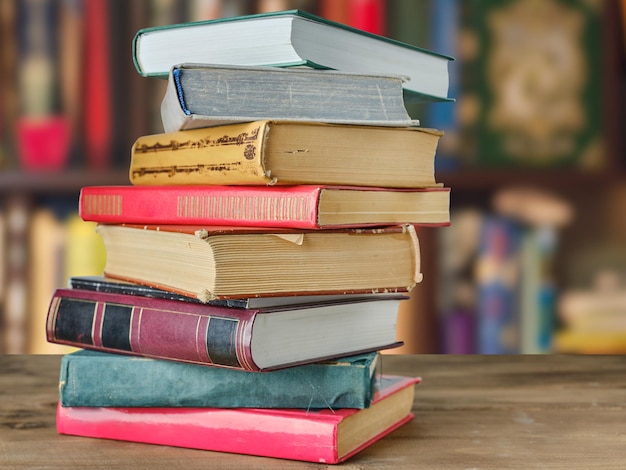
[130, 120, 443, 188]
[96, 223, 423, 302]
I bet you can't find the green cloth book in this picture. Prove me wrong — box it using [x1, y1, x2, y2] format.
[132, 9, 454, 102]
[473, 0, 603, 168]
[59, 349, 381, 409]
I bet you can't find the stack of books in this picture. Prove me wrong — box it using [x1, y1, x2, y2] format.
[45, 10, 452, 464]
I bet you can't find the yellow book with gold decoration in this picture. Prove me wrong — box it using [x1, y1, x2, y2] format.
[129, 120, 443, 188]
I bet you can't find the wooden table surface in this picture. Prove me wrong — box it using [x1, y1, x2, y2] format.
[2, 354, 626, 469]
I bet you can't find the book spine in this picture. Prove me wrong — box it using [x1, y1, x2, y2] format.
[160, 69, 188, 132]
[0, 1, 18, 166]
[79, 185, 321, 228]
[59, 351, 376, 408]
[348, 0, 386, 35]
[475, 216, 522, 354]
[56, 402, 340, 463]
[123, 2, 154, 160]
[27, 208, 69, 354]
[83, 0, 112, 169]
[520, 227, 557, 354]
[129, 121, 273, 186]
[46, 288, 261, 371]
[16, 0, 72, 170]
[428, 0, 460, 172]
[2, 195, 30, 353]
[58, 0, 83, 166]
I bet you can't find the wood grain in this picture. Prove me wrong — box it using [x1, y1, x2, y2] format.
[2, 354, 626, 469]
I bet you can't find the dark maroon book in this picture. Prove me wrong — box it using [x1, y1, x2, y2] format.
[46, 288, 404, 371]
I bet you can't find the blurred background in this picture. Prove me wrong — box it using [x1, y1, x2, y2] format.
[0, 0, 624, 354]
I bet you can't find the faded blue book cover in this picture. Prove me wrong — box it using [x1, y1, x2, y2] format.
[475, 216, 523, 354]
[59, 349, 380, 409]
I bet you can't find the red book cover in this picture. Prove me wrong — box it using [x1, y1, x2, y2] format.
[348, 0, 386, 35]
[79, 185, 451, 228]
[83, 0, 111, 168]
[46, 288, 405, 371]
[56, 375, 420, 464]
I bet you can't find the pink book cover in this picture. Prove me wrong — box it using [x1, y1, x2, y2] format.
[56, 375, 420, 464]
[79, 184, 451, 228]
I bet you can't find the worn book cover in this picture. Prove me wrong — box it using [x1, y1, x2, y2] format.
[46, 287, 405, 371]
[56, 374, 420, 464]
[161, 63, 419, 132]
[94, 223, 423, 301]
[129, 120, 443, 188]
[59, 349, 381, 409]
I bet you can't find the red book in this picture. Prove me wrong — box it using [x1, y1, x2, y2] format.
[83, 0, 112, 168]
[349, 0, 386, 35]
[46, 288, 405, 371]
[56, 375, 420, 464]
[79, 185, 451, 228]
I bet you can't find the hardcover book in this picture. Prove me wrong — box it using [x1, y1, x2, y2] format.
[56, 374, 420, 464]
[67, 275, 406, 309]
[79, 184, 451, 228]
[132, 9, 454, 102]
[94, 223, 423, 301]
[46, 288, 406, 371]
[129, 120, 443, 188]
[160, 63, 420, 132]
[59, 349, 381, 409]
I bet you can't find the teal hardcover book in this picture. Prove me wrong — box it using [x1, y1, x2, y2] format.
[132, 9, 454, 102]
[59, 349, 381, 409]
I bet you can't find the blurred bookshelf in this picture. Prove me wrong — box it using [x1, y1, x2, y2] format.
[1, 0, 625, 354]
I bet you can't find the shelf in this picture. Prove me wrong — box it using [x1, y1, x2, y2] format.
[0, 169, 130, 194]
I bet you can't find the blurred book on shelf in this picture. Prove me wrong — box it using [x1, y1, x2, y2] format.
[436, 187, 573, 354]
[0, 1, 17, 168]
[27, 207, 67, 354]
[2, 196, 30, 353]
[473, 0, 604, 169]
[16, 0, 72, 170]
[83, 0, 112, 169]
[27, 207, 105, 354]
[475, 215, 523, 354]
[436, 208, 482, 354]
[432, 0, 606, 172]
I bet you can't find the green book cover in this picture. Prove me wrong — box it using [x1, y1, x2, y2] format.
[59, 349, 381, 409]
[473, 0, 603, 168]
